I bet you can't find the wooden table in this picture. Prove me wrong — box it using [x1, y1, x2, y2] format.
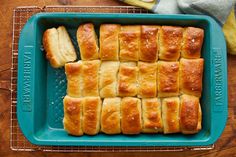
[0, 0, 235, 156]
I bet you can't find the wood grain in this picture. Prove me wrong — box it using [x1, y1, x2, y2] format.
[0, 0, 236, 156]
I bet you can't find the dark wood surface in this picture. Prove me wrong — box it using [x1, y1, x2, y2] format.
[0, 0, 235, 156]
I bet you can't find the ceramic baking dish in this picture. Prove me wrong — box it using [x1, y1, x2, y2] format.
[17, 13, 228, 147]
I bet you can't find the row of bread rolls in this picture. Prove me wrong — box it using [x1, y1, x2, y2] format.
[77, 23, 204, 62]
[63, 95, 201, 136]
[42, 24, 204, 68]
[65, 59, 204, 98]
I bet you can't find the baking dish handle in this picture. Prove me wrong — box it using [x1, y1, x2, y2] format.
[17, 15, 38, 144]
[209, 18, 228, 144]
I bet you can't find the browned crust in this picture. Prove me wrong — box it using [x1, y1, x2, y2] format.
[180, 94, 201, 134]
[142, 98, 163, 133]
[182, 27, 204, 59]
[180, 58, 204, 97]
[119, 25, 140, 61]
[118, 63, 138, 97]
[140, 25, 159, 62]
[121, 97, 141, 134]
[162, 97, 180, 134]
[65, 62, 82, 75]
[157, 61, 179, 97]
[43, 28, 62, 68]
[63, 95, 83, 136]
[100, 24, 120, 60]
[65, 62, 83, 97]
[101, 98, 121, 134]
[83, 97, 101, 135]
[99, 61, 119, 98]
[77, 23, 99, 60]
[43, 26, 77, 68]
[138, 62, 157, 98]
[82, 60, 100, 96]
[159, 26, 183, 61]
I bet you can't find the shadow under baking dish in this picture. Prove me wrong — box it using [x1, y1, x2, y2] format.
[17, 13, 227, 146]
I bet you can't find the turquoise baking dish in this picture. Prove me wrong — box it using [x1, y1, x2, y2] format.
[17, 13, 227, 146]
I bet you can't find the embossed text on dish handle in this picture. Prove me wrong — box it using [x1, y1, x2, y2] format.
[22, 45, 33, 112]
[212, 48, 224, 112]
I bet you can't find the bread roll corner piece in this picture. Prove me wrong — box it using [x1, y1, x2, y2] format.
[63, 95, 83, 136]
[83, 97, 101, 135]
[43, 26, 77, 68]
[77, 23, 99, 60]
[180, 94, 202, 134]
[121, 97, 142, 134]
[181, 27, 204, 59]
[162, 97, 180, 134]
[142, 98, 163, 133]
[101, 98, 121, 134]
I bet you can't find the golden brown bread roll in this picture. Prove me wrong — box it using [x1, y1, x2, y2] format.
[65, 61, 83, 98]
[77, 23, 99, 60]
[140, 25, 159, 62]
[159, 26, 183, 61]
[82, 60, 101, 97]
[83, 97, 101, 135]
[138, 62, 157, 98]
[43, 26, 77, 68]
[63, 95, 83, 136]
[118, 62, 138, 97]
[180, 94, 202, 134]
[119, 25, 140, 61]
[100, 24, 120, 60]
[101, 98, 121, 134]
[157, 61, 179, 97]
[99, 61, 120, 98]
[121, 97, 142, 134]
[162, 97, 180, 134]
[179, 58, 204, 97]
[181, 27, 204, 59]
[142, 98, 163, 133]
